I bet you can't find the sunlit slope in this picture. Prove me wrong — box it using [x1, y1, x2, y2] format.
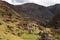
[0, 1, 24, 40]
[0, 1, 40, 40]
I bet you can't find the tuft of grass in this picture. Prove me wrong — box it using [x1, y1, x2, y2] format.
[21, 33, 40, 40]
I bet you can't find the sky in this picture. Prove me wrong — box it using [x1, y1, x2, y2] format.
[2, 0, 60, 6]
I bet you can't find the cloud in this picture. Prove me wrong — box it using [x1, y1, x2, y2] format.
[2, 0, 60, 6]
[29, 0, 55, 6]
[54, 0, 60, 3]
[12, 0, 29, 3]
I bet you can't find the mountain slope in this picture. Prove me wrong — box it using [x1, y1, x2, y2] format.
[3, 1, 54, 26]
[48, 4, 60, 28]
[48, 12, 60, 29]
[48, 4, 60, 15]
[0, 1, 24, 40]
[0, 1, 40, 40]
[0, 1, 60, 40]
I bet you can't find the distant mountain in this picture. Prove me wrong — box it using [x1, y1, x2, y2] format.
[48, 11, 60, 29]
[47, 4, 60, 28]
[3, 1, 60, 29]
[3, 1, 54, 26]
[48, 4, 60, 15]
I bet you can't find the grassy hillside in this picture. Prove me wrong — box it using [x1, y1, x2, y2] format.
[0, 1, 40, 40]
[0, 1, 23, 40]
[0, 1, 60, 40]
[3, 1, 54, 26]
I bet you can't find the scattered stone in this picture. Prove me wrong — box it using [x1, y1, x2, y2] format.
[0, 38, 2, 40]
[7, 25, 13, 31]
[6, 39, 9, 40]
[17, 33, 21, 37]
[0, 23, 2, 25]
[0, 36, 2, 40]
[11, 32, 16, 35]
[39, 31, 53, 40]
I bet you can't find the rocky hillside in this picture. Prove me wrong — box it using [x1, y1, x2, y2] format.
[0, 1, 24, 40]
[3, 1, 54, 26]
[0, 1, 41, 40]
[0, 0, 60, 40]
